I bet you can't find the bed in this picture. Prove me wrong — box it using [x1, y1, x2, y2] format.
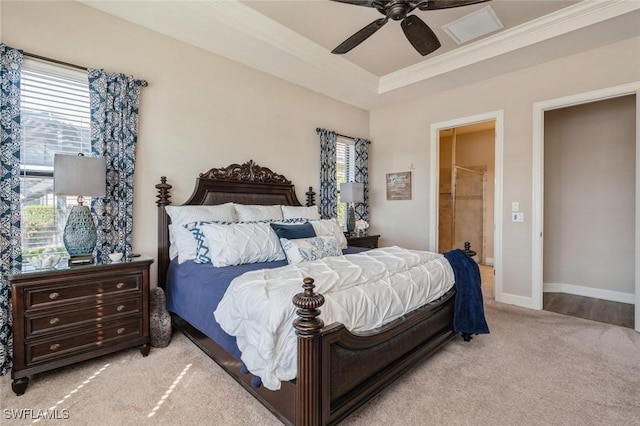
[156, 160, 487, 425]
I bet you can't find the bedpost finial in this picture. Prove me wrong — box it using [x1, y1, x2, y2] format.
[156, 176, 172, 206]
[293, 277, 324, 337]
[305, 186, 316, 207]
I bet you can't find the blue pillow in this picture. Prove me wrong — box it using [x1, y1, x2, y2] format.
[270, 222, 316, 240]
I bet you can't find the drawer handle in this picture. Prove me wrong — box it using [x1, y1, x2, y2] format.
[116, 305, 125, 312]
[49, 317, 60, 325]
[117, 327, 125, 334]
[49, 292, 59, 300]
[116, 282, 125, 289]
[50, 343, 61, 351]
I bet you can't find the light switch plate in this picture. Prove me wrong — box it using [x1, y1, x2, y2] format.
[512, 212, 524, 222]
[511, 202, 519, 212]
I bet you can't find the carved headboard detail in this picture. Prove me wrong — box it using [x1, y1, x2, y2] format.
[199, 160, 291, 184]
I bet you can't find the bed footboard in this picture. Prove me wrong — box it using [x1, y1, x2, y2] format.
[293, 278, 456, 426]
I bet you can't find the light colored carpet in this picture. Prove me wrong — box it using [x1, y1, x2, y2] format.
[2, 299, 639, 425]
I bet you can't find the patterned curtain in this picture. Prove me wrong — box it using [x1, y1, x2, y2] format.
[317, 128, 338, 219]
[88, 68, 142, 263]
[0, 44, 23, 376]
[354, 138, 371, 222]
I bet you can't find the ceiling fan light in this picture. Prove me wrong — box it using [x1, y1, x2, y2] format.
[441, 5, 503, 45]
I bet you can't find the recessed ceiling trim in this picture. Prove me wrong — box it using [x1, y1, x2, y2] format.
[78, 0, 379, 98]
[80, 0, 640, 110]
[193, 1, 379, 92]
[380, 0, 640, 93]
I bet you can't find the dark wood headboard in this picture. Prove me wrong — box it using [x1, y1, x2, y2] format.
[155, 160, 315, 288]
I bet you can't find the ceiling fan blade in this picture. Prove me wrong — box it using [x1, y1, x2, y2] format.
[418, 0, 489, 11]
[332, 18, 388, 54]
[329, 0, 381, 8]
[401, 15, 441, 56]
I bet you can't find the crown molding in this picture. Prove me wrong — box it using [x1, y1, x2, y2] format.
[379, 0, 640, 93]
[80, 0, 640, 109]
[192, 1, 379, 92]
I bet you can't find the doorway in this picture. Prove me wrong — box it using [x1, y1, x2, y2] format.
[543, 95, 635, 328]
[430, 111, 503, 301]
[532, 82, 640, 332]
[438, 124, 493, 262]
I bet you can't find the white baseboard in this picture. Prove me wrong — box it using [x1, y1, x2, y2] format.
[484, 257, 494, 266]
[544, 282, 635, 305]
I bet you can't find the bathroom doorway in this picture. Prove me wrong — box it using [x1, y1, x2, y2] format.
[430, 110, 503, 302]
[438, 122, 496, 298]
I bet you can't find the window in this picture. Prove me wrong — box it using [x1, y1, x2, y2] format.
[336, 137, 355, 227]
[20, 60, 91, 257]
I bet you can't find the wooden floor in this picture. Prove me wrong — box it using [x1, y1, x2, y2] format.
[478, 265, 634, 329]
[543, 292, 635, 329]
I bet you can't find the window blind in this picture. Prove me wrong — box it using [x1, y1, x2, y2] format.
[20, 62, 91, 174]
[19, 60, 91, 254]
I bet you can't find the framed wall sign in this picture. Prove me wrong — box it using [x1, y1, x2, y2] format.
[386, 171, 412, 200]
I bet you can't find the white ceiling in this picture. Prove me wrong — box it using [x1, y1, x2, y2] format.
[81, 0, 640, 110]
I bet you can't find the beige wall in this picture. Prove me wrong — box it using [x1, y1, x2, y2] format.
[544, 95, 636, 295]
[370, 36, 640, 300]
[1, 1, 370, 287]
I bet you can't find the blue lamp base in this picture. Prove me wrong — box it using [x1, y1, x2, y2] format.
[63, 205, 97, 261]
[346, 203, 356, 234]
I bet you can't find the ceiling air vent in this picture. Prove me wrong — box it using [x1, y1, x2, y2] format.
[441, 5, 504, 45]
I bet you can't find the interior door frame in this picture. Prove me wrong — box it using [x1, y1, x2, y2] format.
[532, 82, 640, 332]
[429, 110, 504, 301]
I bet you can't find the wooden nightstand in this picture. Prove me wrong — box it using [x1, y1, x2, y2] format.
[346, 234, 380, 249]
[8, 256, 153, 395]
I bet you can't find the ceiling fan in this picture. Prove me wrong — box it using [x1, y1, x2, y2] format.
[330, 0, 489, 56]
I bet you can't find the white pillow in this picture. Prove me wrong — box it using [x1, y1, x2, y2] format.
[166, 203, 237, 225]
[309, 219, 348, 249]
[280, 205, 321, 220]
[234, 204, 284, 222]
[280, 236, 342, 264]
[200, 222, 285, 267]
[168, 224, 199, 263]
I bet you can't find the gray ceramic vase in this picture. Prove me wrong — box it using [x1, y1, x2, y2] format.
[150, 287, 172, 348]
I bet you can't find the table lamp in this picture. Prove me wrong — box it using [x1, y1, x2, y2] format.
[54, 153, 106, 265]
[339, 182, 364, 234]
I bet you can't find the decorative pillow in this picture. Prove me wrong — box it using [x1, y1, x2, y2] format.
[279, 217, 309, 224]
[200, 222, 285, 267]
[182, 221, 222, 264]
[309, 218, 348, 249]
[280, 205, 321, 221]
[169, 224, 201, 263]
[234, 204, 284, 222]
[166, 203, 236, 226]
[280, 236, 343, 264]
[269, 222, 316, 240]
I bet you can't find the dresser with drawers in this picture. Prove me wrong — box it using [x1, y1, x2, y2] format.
[8, 256, 153, 395]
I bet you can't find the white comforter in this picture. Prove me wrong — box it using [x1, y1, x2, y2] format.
[214, 246, 454, 390]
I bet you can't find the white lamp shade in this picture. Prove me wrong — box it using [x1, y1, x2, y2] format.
[54, 154, 106, 197]
[340, 182, 364, 203]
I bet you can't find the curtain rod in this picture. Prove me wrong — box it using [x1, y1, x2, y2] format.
[23, 51, 149, 87]
[337, 132, 356, 141]
[316, 128, 363, 142]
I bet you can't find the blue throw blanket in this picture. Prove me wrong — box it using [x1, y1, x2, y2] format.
[444, 249, 490, 336]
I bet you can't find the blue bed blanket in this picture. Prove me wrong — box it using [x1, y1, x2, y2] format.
[444, 249, 490, 336]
